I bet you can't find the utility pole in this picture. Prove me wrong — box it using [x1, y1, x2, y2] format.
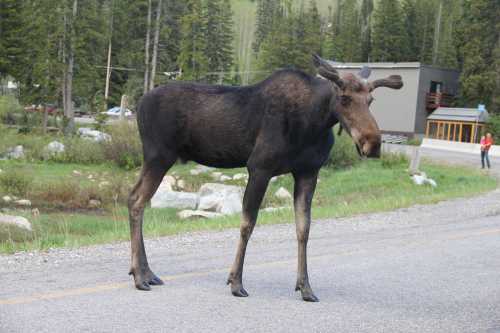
[104, 0, 114, 105]
[143, 0, 152, 94]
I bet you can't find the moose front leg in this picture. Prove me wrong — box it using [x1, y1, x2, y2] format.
[293, 170, 319, 302]
[227, 169, 271, 297]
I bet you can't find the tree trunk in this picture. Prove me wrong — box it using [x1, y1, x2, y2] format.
[149, 0, 163, 90]
[63, 0, 78, 135]
[432, 0, 443, 65]
[143, 0, 152, 94]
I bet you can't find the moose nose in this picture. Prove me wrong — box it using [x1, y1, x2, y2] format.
[362, 138, 381, 158]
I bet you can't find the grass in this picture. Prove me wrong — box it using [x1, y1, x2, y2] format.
[0, 157, 496, 254]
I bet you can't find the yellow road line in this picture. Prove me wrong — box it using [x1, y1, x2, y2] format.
[1, 227, 499, 306]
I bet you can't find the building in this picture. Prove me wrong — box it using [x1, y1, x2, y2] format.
[425, 107, 489, 143]
[330, 62, 460, 138]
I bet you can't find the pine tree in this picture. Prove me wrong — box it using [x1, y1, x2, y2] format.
[360, 0, 374, 62]
[253, 0, 280, 54]
[0, 0, 23, 78]
[371, 0, 408, 62]
[456, 0, 500, 111]
[178, 0, 208, 81]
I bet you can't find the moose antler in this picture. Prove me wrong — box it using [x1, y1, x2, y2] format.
[369, 75, 403, 91]
[312, 54, 344, 89]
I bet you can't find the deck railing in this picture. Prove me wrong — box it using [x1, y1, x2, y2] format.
[426, 93, 454, 110]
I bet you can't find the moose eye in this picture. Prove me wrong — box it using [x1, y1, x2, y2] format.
[340, 95, 352, 106]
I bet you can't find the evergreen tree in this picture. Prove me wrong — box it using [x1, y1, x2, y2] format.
[204, 0, 234, 83]
[0, 0, 23, 78]
[178, 0, 208, 81]
[371, 0, 408, 62]
[360, 0, 374, 62]
[456, 0, 500, 111]
[253, 0, 280, 54]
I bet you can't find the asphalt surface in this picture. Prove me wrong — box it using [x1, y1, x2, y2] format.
[1, 147, 500, 333]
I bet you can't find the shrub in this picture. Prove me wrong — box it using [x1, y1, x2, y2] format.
[380, 152, 409, 169]
[407, 137, 422, 146]
[0, 95, 23, 124]
[325, 126, 360, 169]
[102, 121, 143, 170]
[486, 113, 500, 142]
[0, 169, 33, 196]
[56, 137, 106, 164]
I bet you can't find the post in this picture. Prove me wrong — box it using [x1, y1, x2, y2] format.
[42, 106, 48, 134]
[119, 95, 128, 120]
[409, 146, 421, 175]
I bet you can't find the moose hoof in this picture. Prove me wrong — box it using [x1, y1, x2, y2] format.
[301, 292, 319, 302]
[147, 275, 164, 286]
[135, 281, 152, 291]
[229, 283, 249, 297]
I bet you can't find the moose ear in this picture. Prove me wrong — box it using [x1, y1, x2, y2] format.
[312, 54, 344, 89]
[369, 75, 403, 91]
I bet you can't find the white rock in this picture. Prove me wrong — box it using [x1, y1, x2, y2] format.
[191, 165, 214, 175]
[177, 179, 186, 190]
[6, 145, 24, 159]
[232, 173, 248, 180]
[98, 181, 111, 188]
[157, 177, 173, 192]
[45, 141, 65, 156]
[88, 199, 101, 208]
[198, 183, 244, 215]
[177, 210, 223, 219]
[211, 172, 223, 181]
[2, 195, 12, 203]
[73, 170, 82, 176]
[274, 187, 292, 200]
[164, 175, 176, 186]
[0, 168, 3, 173]
[31, 208, 40, 218]
[220, 175, 232, 181]
[14, 199, 32, 207]
[77, 127, 111, 142]
[151, 191, 199, 209]
[262, 206, 289, 213]
[190, 169, 201, 176]
[270, 176, 278, 183]
[0, 214, 32, 231]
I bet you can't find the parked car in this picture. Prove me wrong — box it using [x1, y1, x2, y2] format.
[102, 106, 133, 117]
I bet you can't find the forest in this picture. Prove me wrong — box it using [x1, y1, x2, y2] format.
[0, 0, 499, 129]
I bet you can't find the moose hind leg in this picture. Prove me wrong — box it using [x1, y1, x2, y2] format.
[293, 170, 319, 302]
[128, 157, 173, 290]
[227, 169, 271, 297]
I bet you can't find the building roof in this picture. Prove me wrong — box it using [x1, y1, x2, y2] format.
[326, 61, 421, 69]
[427, 107, 490, 123]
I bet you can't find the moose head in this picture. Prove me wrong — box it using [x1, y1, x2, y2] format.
[313, 54, 403, 158]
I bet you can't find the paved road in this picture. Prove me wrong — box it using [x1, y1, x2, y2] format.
[2, 175, 500, 332]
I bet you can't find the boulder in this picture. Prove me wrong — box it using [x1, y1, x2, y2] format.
[411, 172, 437, 188]
[77, 127, 111, 142]
[177, 210, 223, 220]
[176, 179, 186, 190]
[0, 214, 32, 232]
[44, 141, 65, 157]
[14, 199, 32, 207]
[88, 199, 101, 208]
[211, 172, 223, 181]
[2, 195, 12, 203]
[198, 183, 244, 215]
[220, 175, 232, 181]
[232, 173, 248, 180]
[274, 187, 292, 200]
[151, 190, 199, 209]
[6, 145, 24, 159]
[190, 165, 214, 175]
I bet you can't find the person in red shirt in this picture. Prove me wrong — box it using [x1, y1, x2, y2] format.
[480, 132, 494, 169]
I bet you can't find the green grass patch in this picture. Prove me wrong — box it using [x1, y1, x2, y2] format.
[0, 158, 496, 254]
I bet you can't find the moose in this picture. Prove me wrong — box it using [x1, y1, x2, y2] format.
[128, 54, 403, 302]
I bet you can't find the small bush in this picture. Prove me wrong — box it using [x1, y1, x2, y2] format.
[0, 169, 33, 196]
[407, 137, 422, 146]
[325, 126, 360, 169]
[380, 152, 409, 169]
[0, 95, 23, 124]
[54, 137, 106, 164]
[486, 113, 500, 142]
[102, 121, 142, 170]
